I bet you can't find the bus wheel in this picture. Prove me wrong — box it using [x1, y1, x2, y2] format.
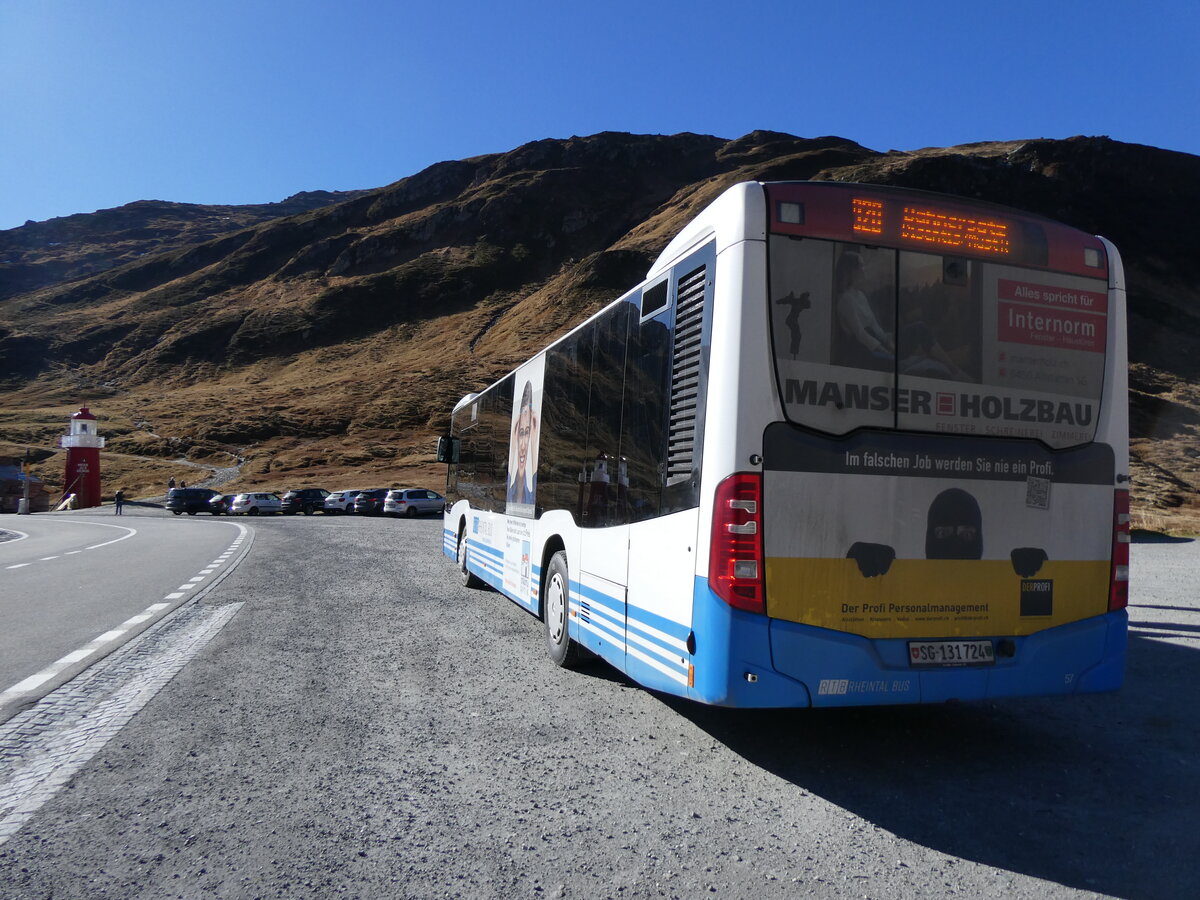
[457, 529, 482, 589]
[544, 551, 581, 668]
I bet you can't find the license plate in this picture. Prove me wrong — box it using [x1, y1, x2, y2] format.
[908, 639, 995, 667]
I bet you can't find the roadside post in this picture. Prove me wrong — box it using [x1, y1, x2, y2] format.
[17, 448, 30, 515]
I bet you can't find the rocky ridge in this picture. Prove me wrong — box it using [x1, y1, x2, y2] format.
[1, 131, 1197, 529]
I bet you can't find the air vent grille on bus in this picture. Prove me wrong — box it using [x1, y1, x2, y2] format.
[666, 264, 707, 485]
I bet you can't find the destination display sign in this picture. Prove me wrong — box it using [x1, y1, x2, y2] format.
[768, 182, 1108, 278]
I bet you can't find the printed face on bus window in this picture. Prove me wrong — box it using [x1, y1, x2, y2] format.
[507, 378, 540, 508]
[516, 403, 532, 475]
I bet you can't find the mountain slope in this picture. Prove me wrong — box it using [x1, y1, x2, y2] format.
[1, 131, 1197, 529]
[0, 191, 369, 303]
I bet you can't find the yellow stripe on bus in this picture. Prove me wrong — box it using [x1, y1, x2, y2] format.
[765, 557, 1110, 639]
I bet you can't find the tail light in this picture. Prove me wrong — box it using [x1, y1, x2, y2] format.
[709, 473, 765, 614]
[1109, 489, 1130, 610]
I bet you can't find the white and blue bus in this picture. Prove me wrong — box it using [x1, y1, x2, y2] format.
[440, 181, 1129, 707]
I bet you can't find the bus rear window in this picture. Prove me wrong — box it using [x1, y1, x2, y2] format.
[769, 236, 1109, 449]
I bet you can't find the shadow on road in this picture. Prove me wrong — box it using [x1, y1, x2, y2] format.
[1132, 530, 1194, 544]
[659, 624, 1198, 900]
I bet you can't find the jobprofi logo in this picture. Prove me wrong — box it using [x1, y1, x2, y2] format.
[783, 379, 1094, 426]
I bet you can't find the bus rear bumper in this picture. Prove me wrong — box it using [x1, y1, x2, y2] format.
[767, 610, 1128, 707]
[688, 579, 813, 708]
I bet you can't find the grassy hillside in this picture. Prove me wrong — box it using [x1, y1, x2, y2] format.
[2, 131, 1197, 530]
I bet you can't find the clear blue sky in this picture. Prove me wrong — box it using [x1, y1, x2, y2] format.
[2, 0, 1197, 231]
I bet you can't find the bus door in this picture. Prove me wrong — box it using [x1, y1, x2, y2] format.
[574, 242, 714, 677]
[575, 299, 633, 665]
[623, 245, 713, 692]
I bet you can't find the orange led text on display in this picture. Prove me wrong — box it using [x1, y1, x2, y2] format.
[850, 197, 1012, 256]
[852, 198, 884, 235]
[900, 207, 1010, 254]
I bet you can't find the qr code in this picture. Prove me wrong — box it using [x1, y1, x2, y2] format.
[1026, 476, 1051, 509]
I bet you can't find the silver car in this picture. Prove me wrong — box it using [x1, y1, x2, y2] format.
[323, 490, 362, 514]
[384, 488, 445, 517]
[230, 492, 282, 516]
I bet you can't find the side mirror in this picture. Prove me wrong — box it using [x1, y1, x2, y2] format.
[436, 435, 460, 464]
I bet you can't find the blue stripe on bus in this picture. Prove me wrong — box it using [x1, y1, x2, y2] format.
[453, 543, 691, 685]
[468, 541, 504, 560]
[569, 578, 690, 683]
[572, 581, 689, 650]
[573, 579, 620, 612]
[626, 604, 691, 643]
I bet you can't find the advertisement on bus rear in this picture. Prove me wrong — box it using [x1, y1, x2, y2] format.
[761, 426, 1115, 639]
[768, 237, 1110, 448]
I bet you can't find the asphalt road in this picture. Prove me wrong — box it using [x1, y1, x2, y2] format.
[0, 511, 1196, 899]
[0, 509, 248, 710]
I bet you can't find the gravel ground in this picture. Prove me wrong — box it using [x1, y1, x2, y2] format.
[0, 518, 1195, 899]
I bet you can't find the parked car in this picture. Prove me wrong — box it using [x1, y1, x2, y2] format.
[323, 490, 362, 514]
[165, 487, 221, 515]
[384, 488, 446, 517]
[209, 493, 238, 515]
[352, 489, 389, 515]
[281, 488, 330, 515]
[230, 492, 282, 516]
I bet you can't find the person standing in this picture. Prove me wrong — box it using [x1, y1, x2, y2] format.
[114, 489, 125, 515]
[168, 477, 176, 490]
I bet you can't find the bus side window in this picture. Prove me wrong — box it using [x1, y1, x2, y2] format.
[538, 332, 594, 521]
[621, 299, 672, 523]
[460, 375, 513, 513]
[582, 301, 631, 528]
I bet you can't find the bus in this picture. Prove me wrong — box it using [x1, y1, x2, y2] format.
[439, 180, 1129, 708]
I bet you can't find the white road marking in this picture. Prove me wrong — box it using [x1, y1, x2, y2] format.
[0, 523, 251, 709]
[47, 519, 140, 553]
[0, 601, 245, 847]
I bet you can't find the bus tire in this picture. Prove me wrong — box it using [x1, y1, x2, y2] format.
[544, 551, 581, 668]
[457, 528, 483, 589]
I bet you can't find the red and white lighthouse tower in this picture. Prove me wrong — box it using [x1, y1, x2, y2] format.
[60, 407, 105, 509]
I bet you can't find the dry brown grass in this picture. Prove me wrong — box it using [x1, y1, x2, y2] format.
[4, 133, 1199, 530]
